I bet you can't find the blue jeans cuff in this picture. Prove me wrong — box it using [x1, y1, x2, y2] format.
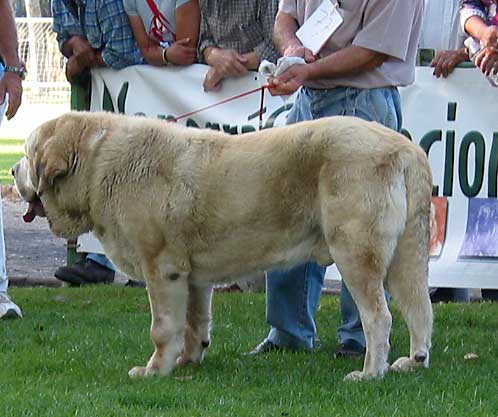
[267, 327, 313, 350]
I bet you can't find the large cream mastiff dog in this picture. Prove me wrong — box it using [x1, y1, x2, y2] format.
[13, 111, 433, 381]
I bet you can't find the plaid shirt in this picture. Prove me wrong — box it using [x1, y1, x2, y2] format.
[52, 0, 144, 69]
[198, 0, 280, 63]
[461, 0, 498, 29]
[52, 0, 85, 53]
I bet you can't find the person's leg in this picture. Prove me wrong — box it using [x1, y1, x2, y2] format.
[261, 262, 326, 350]
[54, 252, 116, 285]
[0, 191, 7, 294]
[481, 289, 498, 301]
[0, 189, 22, 318]
[332, 87, 402, 353]
[86, 253, 116, 271]
[430, 287, 470, 303]
[250, 88, 346, 353]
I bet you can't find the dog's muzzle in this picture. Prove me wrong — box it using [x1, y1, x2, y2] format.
[22, 195, 46, 223]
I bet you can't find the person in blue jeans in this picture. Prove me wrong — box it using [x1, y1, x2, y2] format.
[0, 0, 25, 318]
[51, 0, 145, 286]
[249, 0, 424, 357]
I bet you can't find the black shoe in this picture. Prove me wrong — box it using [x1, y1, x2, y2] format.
[335, 339, 366, 359]
[54, 258, 115, 285]
[247, 339, 284, 355]
[125, 279, 146, 288]
[482, 289, 498, 301]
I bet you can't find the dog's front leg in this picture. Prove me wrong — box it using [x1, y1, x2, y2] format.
[177, 284, 213, 366]
[129, 268, 189, 378]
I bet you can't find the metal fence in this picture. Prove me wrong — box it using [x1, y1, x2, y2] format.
[15, 17, 70, 105]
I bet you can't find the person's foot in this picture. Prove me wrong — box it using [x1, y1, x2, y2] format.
[247, 339, 285, 355]
[54, 258, 115, 285]
[335, 339, 365, 359]
[0, 292, 23, 319]
[482, 289, 498, 301]
[125, 279, 146, 288]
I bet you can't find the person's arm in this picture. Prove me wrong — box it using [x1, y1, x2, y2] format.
[176, 0, 200, 50]
[270, 9, 386, 94]
[464, 14, 498, 76]
[274, 10, 316, 62]
[270, 0, 420, 95]
[460, 0, 487, 33]
[0, 0, 23, 119]
[269, 46, 387, 94]
[127, 0, 199, 66]
[85, 0, 144, 70]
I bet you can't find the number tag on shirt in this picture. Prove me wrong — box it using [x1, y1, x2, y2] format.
[296, 0, 343, 55]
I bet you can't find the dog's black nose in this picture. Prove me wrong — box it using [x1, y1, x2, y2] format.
[11, 167, 15, 176]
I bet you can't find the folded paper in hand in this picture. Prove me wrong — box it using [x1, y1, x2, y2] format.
[296, 0, 343, 55]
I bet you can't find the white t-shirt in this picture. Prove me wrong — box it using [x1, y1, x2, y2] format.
[123, 0, 191, 44]
[420, 0, 464, 50]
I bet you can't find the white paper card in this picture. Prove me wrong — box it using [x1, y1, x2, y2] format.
[296, 0, 343, 55]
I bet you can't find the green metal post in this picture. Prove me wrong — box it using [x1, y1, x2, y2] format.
[66, 73, 91, 265]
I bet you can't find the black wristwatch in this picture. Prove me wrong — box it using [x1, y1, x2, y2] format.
[4, 65, 27, 80]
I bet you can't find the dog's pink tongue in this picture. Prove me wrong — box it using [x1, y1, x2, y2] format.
[22, 202, 37, 223]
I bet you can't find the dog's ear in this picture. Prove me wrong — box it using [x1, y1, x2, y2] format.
[33, 136, 71, 196]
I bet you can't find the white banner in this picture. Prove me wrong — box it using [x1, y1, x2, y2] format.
[83, 64, 498, 289]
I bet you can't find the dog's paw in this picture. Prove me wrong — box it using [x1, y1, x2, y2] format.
[176, 355, 194, 367]
[176, 351, 204, 367]
[344, 363, 389, 381]
[391, 357, 419, 373]
[344, 370, 371, 382]
[128, 365, 160, 378]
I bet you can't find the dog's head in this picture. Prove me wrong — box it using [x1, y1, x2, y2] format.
[12, 112, 104, 239]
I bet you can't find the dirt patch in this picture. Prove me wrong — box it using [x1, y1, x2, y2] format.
[3, 196, 66, 285]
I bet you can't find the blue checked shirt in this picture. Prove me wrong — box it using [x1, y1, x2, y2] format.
[52, 0, 144, 69]
[52, 0, 85, 53]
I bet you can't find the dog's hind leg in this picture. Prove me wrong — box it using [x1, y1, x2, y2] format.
[177, 284, 213, 366]
[129, 261, 190, 378]
[386, 211, 433, 373]
[331, 240, 393, 381]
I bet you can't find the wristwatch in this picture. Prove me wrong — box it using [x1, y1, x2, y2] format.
[4, 65, 27, 80]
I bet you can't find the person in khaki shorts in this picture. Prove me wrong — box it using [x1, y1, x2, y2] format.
[0, 0, 24, 319]
[249, 0, 424, 357]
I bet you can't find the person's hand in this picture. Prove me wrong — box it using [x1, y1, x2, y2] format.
[0, 70, 22, 120]
[283, 44, 316, 63]
[475, 45, 498, 76]
[268, 64, 310, 96]
[203, 67, 224, 92]
[431, 49, 467, 78]
[205, 48, 248, 77]
[166, 38, 197, 65]
[65, 56, 85, 83]
[479, 25, 498, 50]
[69, 36, 96, 68]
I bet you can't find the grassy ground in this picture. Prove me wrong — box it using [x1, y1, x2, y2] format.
[1, 287, 497, 417]
[0, 137, 24, 185]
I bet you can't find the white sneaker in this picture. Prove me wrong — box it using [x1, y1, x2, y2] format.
[0, 291, 23, 319]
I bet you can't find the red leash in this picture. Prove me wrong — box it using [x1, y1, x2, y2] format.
[172, 84, 270, 130]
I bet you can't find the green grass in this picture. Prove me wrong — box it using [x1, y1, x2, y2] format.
[1, 288, 498, 416]
[0, 137, 24, 185]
